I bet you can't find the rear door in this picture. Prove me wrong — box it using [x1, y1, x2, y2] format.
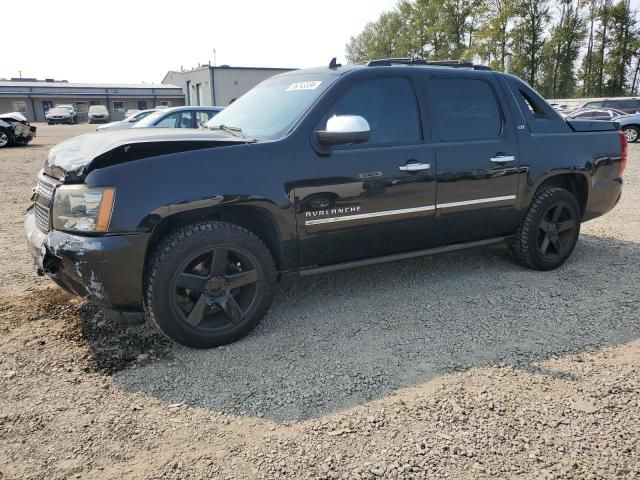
[423, 72, 521, 244]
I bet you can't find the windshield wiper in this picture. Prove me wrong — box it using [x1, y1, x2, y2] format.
[208, 124, 248, 138]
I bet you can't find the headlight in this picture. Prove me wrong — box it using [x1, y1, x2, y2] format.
[52, 185, 115, 232]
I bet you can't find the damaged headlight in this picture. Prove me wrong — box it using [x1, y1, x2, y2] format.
[52, 185, 115, 233]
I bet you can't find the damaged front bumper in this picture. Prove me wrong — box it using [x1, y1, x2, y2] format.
[25, 207, 148, 311]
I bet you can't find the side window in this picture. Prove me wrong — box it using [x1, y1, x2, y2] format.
[325, 77, 421, 146]
[179, 111, 194, 128]
[585, 101, 604, 108]
[429, 78, 502, 141]
[155, 112, 181, 128]
[195, 111, 214, 126]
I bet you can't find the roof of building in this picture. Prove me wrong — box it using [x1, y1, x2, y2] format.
[0, 81, 180, 89]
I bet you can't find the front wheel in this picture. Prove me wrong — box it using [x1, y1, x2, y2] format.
[145, 221, 276, 348]
[0, 129, 14, 148]
[623, 126, 639, 143]
[511, 187, 581, 271]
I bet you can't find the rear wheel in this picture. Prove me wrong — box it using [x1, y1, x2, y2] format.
[511, 187, 581, 270]
[0, 129, 14, 148]
[145, 221, 276, 348]
[623, 125, 639, 143]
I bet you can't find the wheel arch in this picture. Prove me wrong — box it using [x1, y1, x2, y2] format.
[145, 205, 287, 275]
[531, 172, 589, 217]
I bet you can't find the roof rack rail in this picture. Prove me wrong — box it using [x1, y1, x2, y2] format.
[366, 57, 492, 71]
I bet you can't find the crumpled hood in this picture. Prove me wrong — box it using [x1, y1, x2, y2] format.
[0, 111, 28, 122]
[45, 128, 250, 179]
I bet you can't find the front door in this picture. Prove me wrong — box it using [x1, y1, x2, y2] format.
[295, 75, 438, 268]
[424, 73, 521, 244]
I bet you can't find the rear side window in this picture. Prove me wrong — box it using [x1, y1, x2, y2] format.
[618, 99, 640, 110]
[326, 77, 421, 146]
[429, 78, 502, 142]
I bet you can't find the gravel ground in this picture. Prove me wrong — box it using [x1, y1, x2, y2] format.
[0, 125, 639, 479]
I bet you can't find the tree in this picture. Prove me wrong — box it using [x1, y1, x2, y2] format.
[510, 0, 551, 88]
[539, 1, 586, 98]
[344, 0, 639, 98]
[579, 0, 638, 96]
[604, 1, 637, 95]
[345, 11, 410, 63]
[470, 0, 516, 71]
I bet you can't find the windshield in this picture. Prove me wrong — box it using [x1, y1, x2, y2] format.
[205, 74, 336, 139]
[132, 110, 166, 128]
[89, 106, 107, 113]
[132, 110, 156, 121]
[48, 108, 68, 114]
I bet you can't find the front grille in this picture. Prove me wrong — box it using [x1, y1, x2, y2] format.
[36, 176, 55, 199]
[34, 172, 59, 233]
[34, 203, 50, 232]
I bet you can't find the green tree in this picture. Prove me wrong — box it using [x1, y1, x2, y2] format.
[510, 0, 551, 88]
[604, 1, 637, 95]
[539, 1, 586, 98]
[345, 11, 409, 63]
[470, 0, 516, 70]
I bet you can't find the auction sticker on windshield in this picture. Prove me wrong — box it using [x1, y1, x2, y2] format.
[286, 81, 322, 92]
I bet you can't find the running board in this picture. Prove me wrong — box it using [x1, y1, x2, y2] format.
[298, 236, 513, 277]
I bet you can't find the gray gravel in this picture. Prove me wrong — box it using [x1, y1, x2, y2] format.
[2, 125, 639, 479]
[115, 233, 640, 420]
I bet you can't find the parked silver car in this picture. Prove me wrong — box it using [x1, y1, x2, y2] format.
[613, 113, 640, 143]
[46, 107, 76, 125]
[132, 106, 223, 129]
[565, 108, 627, 121]
[96, 109, 160, 131]
[88, 105, 110, 124]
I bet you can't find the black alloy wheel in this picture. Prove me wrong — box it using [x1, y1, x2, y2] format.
[536, 200, 579, 261]
[146, 221, 276, 348]
[172, 246, 260, 331]
[511, 187, 581, 270]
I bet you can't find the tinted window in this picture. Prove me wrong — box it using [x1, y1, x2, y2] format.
[326, 77, 421, 145]
[619, 99, 640, 110]
[584, 101, 605, 108]
[429, 78, 502, 141]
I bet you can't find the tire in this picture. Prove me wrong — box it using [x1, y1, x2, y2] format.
[623, 125, 639, 143]
[145, 221, 276, 348]
[511, 187, 581, 271]
[0, 129, 14, 148]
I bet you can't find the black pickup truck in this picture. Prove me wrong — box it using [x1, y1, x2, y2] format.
[25, 59, 626, 348]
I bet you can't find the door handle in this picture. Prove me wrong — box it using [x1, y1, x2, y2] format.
[399, 163, 431, 172]
[490, 155, 516, 163]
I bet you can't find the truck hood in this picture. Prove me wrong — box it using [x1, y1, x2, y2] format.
[45, 128, 251, 179]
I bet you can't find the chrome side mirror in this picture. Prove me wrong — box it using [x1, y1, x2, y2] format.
[315, 115, 370, 147]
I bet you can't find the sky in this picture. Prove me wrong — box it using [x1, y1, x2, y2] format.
[4, 0, 640, 85]
[1, 0, 398, 84]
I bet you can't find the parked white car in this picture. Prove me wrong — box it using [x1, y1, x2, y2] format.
[46, 107, 76, 125]
[88, 105, 110, 124]
[96, 109, 160, 131]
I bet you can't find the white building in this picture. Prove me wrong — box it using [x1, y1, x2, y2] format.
[0, 79, 184, 122]
[162, 65, 296, 107]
